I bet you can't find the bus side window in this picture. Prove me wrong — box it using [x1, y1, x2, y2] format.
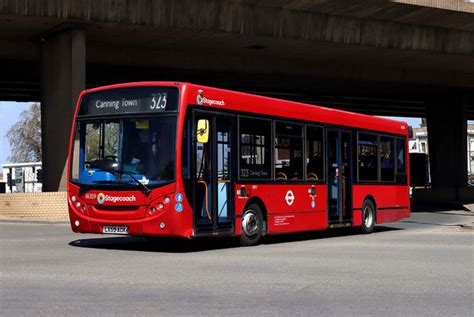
[380, 136, 395, 182]
[239, 118, 271, 179]
[305, 126, 324, 181]
[358, 133, 378, 182]
[274, 122, 303, 181]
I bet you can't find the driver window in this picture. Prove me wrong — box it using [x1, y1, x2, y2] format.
[103, 123, 120, 158]
[84, 123, 101, 165]
[84, 121, 119, 169]
[122, 120, 147, 174]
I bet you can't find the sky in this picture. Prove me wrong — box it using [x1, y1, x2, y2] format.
[0, 101, 471, 166]
[0, 101, 33, 166]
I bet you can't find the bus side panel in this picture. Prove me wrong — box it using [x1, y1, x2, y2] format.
[267, 211, 327, 234]
[352, 185, 410, 225]
[235, 184, 328, 235]
[353, 209, 362, 226]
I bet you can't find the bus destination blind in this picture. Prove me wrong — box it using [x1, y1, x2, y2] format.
[78, 87, 178, 116]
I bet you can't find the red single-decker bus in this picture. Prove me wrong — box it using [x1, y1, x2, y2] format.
[67, 82, 410, 245]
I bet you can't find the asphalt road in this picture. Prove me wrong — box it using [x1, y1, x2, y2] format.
[1, 211, 473, 316]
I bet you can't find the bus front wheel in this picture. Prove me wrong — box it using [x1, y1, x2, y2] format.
[240, 204, 264, 246]
[361, 199, 375, 234]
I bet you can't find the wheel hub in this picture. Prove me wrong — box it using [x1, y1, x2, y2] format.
[363, 206, 374, 228]
[242, 211, 259, 237]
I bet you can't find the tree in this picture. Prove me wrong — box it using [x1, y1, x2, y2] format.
[6, 103, 42, 163]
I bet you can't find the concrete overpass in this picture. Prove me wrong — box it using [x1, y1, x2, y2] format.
[0, 0, 473, 203]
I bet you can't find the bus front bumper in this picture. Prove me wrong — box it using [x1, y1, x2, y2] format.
[68, 207, 193, 238]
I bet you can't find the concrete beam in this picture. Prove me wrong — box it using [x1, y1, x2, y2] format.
[392, 0, 474, 13]
[40, 29, 85, 191]
[1, 0, 473, 56]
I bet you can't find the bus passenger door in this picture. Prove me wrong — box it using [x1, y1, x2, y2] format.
[193, 112, 235, 235]
[327, 130, 353, 225]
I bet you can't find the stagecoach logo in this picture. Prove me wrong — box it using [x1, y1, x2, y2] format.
[196, 89, 225, 107]
[285, 190, 295, 206]
[196, 91, 203, 105]
[97, 193, 105, 204]
[96, 192, 137, 204]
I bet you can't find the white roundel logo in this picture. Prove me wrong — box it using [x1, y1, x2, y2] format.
[285, 190, 295, 206]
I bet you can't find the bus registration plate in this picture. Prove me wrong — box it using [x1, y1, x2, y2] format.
[103, 226, 128, 235]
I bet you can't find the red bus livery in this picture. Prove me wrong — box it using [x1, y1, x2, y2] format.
[67, 82, 410, 245]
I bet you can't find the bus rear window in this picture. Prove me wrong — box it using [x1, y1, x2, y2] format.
[396, 138, 406, 174]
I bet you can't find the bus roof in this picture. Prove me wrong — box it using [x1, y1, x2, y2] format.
[182, 83, 408, 136]
[80, 81, 408, 136]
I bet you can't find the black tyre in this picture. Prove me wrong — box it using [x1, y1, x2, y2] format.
[240, 204, 264, 246]
[361, 199, 376, 234]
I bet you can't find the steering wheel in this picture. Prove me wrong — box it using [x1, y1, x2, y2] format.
[103, 155, 119, 161]
[276, 172, 288, 180]
[307, 172, 319, 181]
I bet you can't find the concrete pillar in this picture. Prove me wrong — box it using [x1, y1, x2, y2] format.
[425, 93, 469, 202]
[40, 29, 85, 191]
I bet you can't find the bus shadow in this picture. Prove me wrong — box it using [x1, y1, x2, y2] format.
[68, 226, 403, 253]
[263, 226, 402, 245]
[69, 236, 240, 253]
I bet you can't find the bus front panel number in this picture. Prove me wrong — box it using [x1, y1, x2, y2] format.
[150, 93, 167, 110]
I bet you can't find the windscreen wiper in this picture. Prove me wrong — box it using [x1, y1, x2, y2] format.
[94, 168, 151, 195]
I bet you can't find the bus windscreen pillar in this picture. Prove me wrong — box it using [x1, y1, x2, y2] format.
[40, 29, 86, 191]
[426, 94, 469, 202]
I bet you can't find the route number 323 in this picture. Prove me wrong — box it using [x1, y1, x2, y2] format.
[150, 93, 167, 110]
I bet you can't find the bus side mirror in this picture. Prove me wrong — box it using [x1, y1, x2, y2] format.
[197, 119, 209, 143]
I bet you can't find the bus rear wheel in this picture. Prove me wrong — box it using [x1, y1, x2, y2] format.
[361, 199, 375, 234]
[240, 204, 264, 246]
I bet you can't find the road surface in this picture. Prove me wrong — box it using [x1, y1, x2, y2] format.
[1, 210, 473, 316]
